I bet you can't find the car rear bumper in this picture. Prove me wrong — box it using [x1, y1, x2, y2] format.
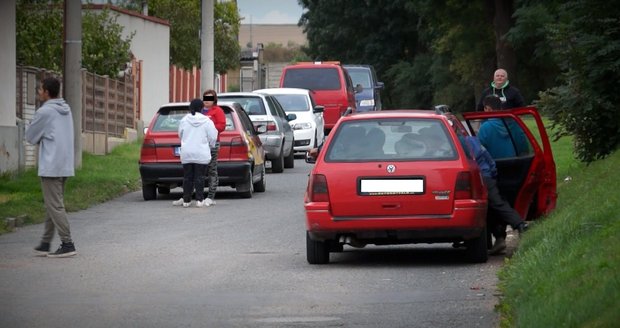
[139, 161, 252, 185]
[260, 134, 284, 159]
[305, 200, 487, 242]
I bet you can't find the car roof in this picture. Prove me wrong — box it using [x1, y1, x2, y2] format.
[254, 88, 311, 95]
[343, 65, 373, 70]
[343, 109, 447, 120]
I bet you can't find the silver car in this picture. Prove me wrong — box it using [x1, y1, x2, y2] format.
[218, 92, 296, 173]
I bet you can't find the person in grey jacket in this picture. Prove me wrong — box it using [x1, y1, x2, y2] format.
[26, 77, 76, 258]
[172, 98, 218, 208]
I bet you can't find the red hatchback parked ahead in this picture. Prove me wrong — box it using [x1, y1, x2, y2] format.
[139, 101, 267, 200]
[304, 108, 556, 264]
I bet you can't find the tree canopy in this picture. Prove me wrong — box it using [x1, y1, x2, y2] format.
[299, 0, 620, 162]
[147, 0, 241, 74]
[16, 1, 134, 78]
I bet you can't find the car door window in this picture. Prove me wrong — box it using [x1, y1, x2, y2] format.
[237, 109, 256, 135]
[264, 97, 281, 118]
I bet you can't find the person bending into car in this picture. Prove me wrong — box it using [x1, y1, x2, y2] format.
[201, 89, 226, 206]
[478, 95, 529, 254]
[462, 135, 528, 254]
[173, 99, 218, 208]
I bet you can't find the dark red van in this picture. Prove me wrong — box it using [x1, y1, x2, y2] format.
[279, 61, 356, 133]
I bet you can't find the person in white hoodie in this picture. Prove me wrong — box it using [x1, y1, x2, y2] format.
[172, 99, 218, 207]
[26, 77, 76, 258]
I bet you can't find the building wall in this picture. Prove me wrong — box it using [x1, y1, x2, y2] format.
[89, 5, 170, 126]
[239, 24, 306, 48]
[0, 0, 18, 174]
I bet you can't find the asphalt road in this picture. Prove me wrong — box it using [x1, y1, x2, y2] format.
[0, 158, 510, 328]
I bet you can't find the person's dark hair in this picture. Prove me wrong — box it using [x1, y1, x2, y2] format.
[483, 94, 502, 110]
[203, 89, 218, 104]
[41, 77, 61, 98]
[189, 98, 204, 116]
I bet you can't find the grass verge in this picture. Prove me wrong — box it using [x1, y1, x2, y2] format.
[498, 134, 620, 327]
[0, 141, 141, 234]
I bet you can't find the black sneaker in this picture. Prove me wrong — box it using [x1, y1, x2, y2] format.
[34, 242, 51, 256]
[47, 242, 77, 258]
[516, 222, 529, 234]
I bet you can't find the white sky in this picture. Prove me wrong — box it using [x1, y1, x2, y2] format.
[237, 0, 304, 25]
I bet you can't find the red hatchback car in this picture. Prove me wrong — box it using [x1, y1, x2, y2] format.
[139, 101, 267, 200]
[304, 108, 556, 264]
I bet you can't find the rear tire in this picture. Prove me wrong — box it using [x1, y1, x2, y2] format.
[284, 144, 295, 169]
[271, 148, 284, 173]
[142, 183, 157, 201]
[237, 169, 253, 198]
[253, 164, 266, 192]
[466, 226, 489, 263]
[306, 232, 329, 264]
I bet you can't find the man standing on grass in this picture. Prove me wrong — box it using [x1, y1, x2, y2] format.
[26, 77, 77, 258]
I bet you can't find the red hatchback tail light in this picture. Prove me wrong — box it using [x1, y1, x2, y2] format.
[230, 136, 250, 157]
[140, 138, 156, 161]
[308, 174, 329, 202]
[454, 171, 473, 200]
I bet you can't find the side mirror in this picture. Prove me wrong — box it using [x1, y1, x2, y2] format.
[143, 127, 149, 135]
[375, 82, 385, 90]
[313, 105, 324, 114]
[355, 84, 363, 93]
[286, 113, 297, 121]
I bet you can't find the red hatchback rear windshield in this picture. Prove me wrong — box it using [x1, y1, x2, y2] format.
[325, 119, 458, 162]
[151, 107, 187, 132]
[282, 68, 341, 90]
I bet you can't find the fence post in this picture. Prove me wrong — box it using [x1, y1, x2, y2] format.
[104, 75, 109, 154]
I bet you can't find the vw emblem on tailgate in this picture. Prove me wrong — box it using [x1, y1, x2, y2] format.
[386, 164, 396, 173]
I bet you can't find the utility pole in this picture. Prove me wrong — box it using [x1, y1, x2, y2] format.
[201, 0, 215, 92]
[64, 0, 82, 168]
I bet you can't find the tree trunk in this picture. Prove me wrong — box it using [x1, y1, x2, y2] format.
[493, 0, 517, 84]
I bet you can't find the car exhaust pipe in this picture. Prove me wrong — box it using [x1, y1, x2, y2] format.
[339, 235, 366, 248]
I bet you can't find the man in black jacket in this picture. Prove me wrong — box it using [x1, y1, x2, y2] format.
[476, 68, 525, 111]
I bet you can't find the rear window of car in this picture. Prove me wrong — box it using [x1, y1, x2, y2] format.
[219, 96, 266, 115]
[151, 107, 187, 132]
[346, 68, 372, 88]
[270, 94, 309, 112]
[325, 119, 457, 162]
[282, 68, 341, 91]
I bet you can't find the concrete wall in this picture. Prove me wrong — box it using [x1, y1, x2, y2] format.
[0, 0, 17, 174]
[115, 11, 170, 127]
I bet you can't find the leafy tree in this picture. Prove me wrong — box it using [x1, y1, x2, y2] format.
[82, 8, 135, 77]
[147, 0, 241, 74]
[16, 1, 134, 77]
[534, 0, 620, 162]
[16, 1, 64, 73]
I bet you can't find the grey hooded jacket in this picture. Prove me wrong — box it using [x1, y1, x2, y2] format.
[25, 98, 75, 177]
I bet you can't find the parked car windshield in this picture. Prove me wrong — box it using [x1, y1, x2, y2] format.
[282, 68, 341, 91]
[346, 68, 372, 89]
[269, 94, 310, 112]
[151, 107, 187, 132]
[325, 119, 457, 162]
[219, 96, 266, 115]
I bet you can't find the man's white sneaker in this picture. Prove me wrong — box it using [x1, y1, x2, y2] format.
[182, 201, 191, 208]
[196, 200, 205, 208]
[172, 198, 184, 206]
[204, 198, 215, 206]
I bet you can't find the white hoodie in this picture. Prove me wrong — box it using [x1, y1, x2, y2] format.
[25, 98, 75, 177]
[178, 112, 218, 164]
